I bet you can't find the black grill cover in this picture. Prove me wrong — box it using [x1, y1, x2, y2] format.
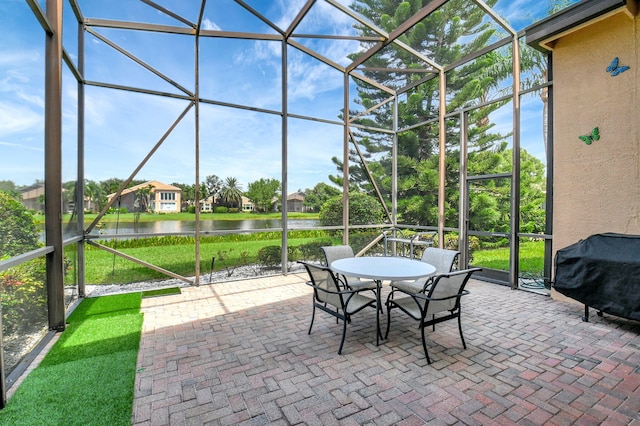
[554, 233, 640, 321]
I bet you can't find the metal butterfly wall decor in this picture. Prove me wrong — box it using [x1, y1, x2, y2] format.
[578, 127, 600, 145]
[606, 57, 629, 76]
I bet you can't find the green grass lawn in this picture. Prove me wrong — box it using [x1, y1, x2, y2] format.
[471, 240, 544, 273]
[0, 293, 143, 426]
[84, 236, 327, 284]
[81, 237, 546, 285]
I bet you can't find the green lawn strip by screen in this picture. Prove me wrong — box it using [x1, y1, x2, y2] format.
[472, 240, 544, 272]
[84, 236, 321, 284]
[0, 293, 143, 426]
[142, 287, 181, 298]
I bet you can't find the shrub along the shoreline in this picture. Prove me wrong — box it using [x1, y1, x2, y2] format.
[81, 231, 544, 285]
[84, 230, 347, 284]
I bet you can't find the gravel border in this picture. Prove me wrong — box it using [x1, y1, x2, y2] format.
[84, 263, 306, 297]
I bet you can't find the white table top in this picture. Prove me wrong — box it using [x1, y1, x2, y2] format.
[331, 256, 436, 281]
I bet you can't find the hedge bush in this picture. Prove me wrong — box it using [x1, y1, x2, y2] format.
[319, 192, 385, 226]
[0, 191, 40, 256]
[296, 239, 332, 262]
[0, 192, 47, 336]
[0, 258, 47, 336]
[257, 246, 281, 268]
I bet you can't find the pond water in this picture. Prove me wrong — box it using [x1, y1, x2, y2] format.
[78, 218, 320, 237]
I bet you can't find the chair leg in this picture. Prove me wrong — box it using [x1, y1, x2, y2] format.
[384, 299, 393, 339]
[457, 313, 466, 349]
[420, 324, 432, 364]
[337, 315, 348, 354]
[308, 303, 316, 335]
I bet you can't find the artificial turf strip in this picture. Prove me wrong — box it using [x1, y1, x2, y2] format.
[0, 293, 143, 426]
[142, 286, 181, 298]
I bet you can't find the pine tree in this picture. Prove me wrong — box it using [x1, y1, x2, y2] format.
[335, 0, 517, 227]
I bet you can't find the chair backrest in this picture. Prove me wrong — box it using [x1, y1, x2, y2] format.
[321, 245, 355, 266]
[420, 247, 460, 274]
[301, 262, 343, 308]
[425, 268, 480, 315]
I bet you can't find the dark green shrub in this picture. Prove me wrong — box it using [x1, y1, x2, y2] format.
[441, 234, 480, 252]
[257, 245, 281, 268]
[214, 206, 228, 213]
[187, 205, 196, 214]
[0, 191, 40, 256]
[349, 231, 384, 255]
[0, 192, 47, 336]
[296, 239, 332, 262]
[319, 192, 385, 227]
[287, 245, 299, 262]
[0, 258, 47, 335]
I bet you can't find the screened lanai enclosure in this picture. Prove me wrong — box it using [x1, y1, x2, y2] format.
[0, 0, 553, 399]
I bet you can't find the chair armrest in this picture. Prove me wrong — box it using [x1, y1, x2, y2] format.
[382, 227, 407, 239]
[419, 276, 435, 293]
[335, 274, 348, 289]
[304, 280, 373, 296]
[410, 231, 436, 244]
[410, 289, 470, 302]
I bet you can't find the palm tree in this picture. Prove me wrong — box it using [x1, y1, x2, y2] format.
[62, 180, 77, 212]
[220, 177, 243, 210]
[134, 184, 155, 212]
[84, 179, 104, 213]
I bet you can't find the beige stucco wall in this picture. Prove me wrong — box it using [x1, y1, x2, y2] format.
[551, 11, 640, 260]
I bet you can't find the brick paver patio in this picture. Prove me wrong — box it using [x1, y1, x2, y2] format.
[132, 273, 640, 425]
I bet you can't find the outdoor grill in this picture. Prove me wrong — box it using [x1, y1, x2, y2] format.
[554, 233, 640, 322]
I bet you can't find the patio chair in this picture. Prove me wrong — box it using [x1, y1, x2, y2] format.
[389, 247, 460, 295]
[385, 268, 481, 364]
[299, 261, 378, 354]
[321, 245, 377, 292]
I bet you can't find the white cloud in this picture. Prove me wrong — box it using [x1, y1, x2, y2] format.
[287, 52, 343, 101]
[202, 18, 220, 31]
[493, 0, 553, 30]
[0, 49, 40, 68]
[0, 102, 41, 135]
[0, 141, 43, 152]
[274, 0, 307, 31]
[16, 91, 44, 108]
[84, 90, 114, 127]
[0, 50, 44, 109]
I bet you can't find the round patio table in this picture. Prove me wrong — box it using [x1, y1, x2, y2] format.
[331, 256, 436, 346]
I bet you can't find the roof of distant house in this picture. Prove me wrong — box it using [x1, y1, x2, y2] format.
[287, 192, 306, 201]
[20, 183, 44, 192]
[107, 180, 181, 198]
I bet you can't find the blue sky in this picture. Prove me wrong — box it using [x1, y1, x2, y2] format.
[0, 0, 577, 192]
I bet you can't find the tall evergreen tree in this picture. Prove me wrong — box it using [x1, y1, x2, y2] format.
[335, 0, 513, 227]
